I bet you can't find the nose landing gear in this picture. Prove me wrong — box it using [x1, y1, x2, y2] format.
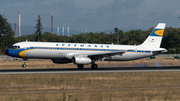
[22, 58, 28, 68]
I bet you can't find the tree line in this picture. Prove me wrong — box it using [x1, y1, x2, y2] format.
[0, 14, 180, 54]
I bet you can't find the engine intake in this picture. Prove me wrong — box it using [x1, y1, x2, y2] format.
[72, 56, 92, 65]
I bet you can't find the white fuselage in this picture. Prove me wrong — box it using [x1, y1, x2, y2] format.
[8, 42, 165, 61]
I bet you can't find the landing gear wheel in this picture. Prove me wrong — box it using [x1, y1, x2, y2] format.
[22, 64, 26, 68]
[22, 58, 28, 68]
[91, 64, 98, 69]
[77, 65, 84, 69]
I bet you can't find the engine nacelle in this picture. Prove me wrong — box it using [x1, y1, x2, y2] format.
[72, 56, 92, 65]
[52, 59, 72, 64]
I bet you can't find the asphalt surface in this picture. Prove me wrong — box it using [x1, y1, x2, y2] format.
[0, 66, 180, 74]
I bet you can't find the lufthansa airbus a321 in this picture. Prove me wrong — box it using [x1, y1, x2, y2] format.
[5, 23, 167, 69]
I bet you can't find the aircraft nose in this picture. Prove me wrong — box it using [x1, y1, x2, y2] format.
[5, 49, 9, 55]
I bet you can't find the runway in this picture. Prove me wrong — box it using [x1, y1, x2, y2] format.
[0, 66, 180, 74]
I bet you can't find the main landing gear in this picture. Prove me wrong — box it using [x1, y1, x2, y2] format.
[77, 64, 84, 69]
[91, 64, 98, 69]
[22, 58, 28, 68]
[77, 64, 98, 69]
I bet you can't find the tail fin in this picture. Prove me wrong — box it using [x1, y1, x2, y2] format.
[140, 23, 166, 48]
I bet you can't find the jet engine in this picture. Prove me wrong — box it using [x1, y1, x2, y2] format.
[72, 56, 92, 65]
[52, 59, 72, 64]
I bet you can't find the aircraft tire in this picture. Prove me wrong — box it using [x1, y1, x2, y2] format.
[77, 65, 84, 69]
[22, 64, 26, 68]
[91, 64, 98, 69]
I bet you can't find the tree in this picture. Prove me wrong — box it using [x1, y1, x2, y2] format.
[34, 15, 43, 41]
[0, 14, 15, 54]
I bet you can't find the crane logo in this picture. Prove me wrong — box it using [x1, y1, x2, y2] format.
[155, 30, 164, 36]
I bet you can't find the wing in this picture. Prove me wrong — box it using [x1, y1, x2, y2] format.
[87, 51, 126, 60]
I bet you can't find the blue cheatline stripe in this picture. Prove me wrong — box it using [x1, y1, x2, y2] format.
[28, 47, 151, 53]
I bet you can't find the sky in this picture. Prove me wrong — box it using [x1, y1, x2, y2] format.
[1, 0, 180, 32]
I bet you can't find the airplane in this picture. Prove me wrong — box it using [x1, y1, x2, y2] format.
[5, 23, 167, 69]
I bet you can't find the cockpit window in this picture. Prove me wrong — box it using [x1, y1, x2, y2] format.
[10, 45, 20, 49]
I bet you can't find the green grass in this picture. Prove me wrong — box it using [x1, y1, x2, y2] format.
[0, 72, 180, 100]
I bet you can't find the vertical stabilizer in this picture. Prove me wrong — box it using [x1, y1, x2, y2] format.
[140, 23, 166, 48]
